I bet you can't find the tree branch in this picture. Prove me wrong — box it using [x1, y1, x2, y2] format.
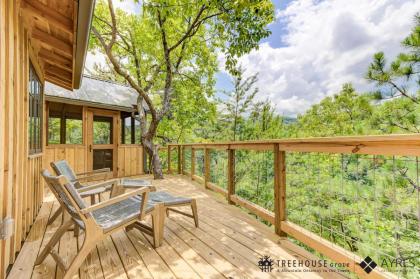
[91, 26, 157, 123]
[168, 4, 207, 52]
[157, 10, 173, 120]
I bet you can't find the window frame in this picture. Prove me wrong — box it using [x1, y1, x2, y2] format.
[121, 112, 141, 145]
[47, 102, 84, 145]
[28, 62, 43, 155]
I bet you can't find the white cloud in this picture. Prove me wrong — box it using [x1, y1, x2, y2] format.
[84, 52, 107, 74]
[113, 0, 141, 14]
[232, 0, 420, 116]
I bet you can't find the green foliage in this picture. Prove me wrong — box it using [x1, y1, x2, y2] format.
[220, 66, 259, 141]
[157, 77, 217, 144]
[366, 13, 420, 103]
[65, 119, 83, 144]
[47, 118, 82, 144]
[296, 84, 373, 137]
[48, 118, 60, 144]
[371, 97, 420, 133]
[93, 121, 112, 144]
[89, 0, 274, 130]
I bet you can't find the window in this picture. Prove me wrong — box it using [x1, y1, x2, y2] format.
[29, 63, 43, 154]
[121, 112, 141, 144]
[47, 102, 83, 144]
[93, 116, 113, 144]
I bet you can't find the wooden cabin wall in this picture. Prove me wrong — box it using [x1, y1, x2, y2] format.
[118, 145, 144, 177]
[0, 0, 44, 277]
[44, 146, 88, 174]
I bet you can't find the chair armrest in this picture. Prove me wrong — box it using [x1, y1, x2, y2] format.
[77, 172, 112, 183]
[77, 179, 119, 193]
[122, 184, 156, 192]
[81, 187, 150, 214]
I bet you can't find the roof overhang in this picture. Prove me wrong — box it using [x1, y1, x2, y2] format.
[21, 0, 95, 90]
[45, 95, 135, 112]
[73, 0, 95, 89]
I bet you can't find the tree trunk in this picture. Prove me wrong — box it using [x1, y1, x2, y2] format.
[143, 137, 164, 179]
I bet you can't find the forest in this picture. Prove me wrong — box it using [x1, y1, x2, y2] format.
[89, 1, 419, 277]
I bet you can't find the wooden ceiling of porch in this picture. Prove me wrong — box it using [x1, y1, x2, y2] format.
[21, 0, 76, 90]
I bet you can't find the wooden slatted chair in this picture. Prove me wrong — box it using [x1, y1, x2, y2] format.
[48, 160, 119, 225]
[38, 169, 164, 279]
[52, 160, 112, 185]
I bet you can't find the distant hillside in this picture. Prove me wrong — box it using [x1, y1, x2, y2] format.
[283, 116, 297, 124]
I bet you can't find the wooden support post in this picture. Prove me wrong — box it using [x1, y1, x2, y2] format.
[177, 145, 181, 174]
[191, 148, 195, 180]
[181, 146, 185, 175]
[227, 149, 235, 204]
[204, 148, 210, 189]
[274, 144, 287, 236]
[167, 146, 171, 174]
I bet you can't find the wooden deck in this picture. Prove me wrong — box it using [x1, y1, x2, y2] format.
[8, 175, 346, 279]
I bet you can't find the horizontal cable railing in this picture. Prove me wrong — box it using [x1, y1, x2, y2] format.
[167, 134, 420, 279]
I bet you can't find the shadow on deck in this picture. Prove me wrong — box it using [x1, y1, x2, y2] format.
[8, 175, 347, 279]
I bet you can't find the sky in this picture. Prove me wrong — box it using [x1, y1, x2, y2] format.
[85, 0, 420, 117]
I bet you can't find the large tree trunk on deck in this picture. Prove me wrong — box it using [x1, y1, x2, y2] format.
[143, 137, 164, 179]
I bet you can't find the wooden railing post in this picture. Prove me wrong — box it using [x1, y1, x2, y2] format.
[167, 146, 171, 174]
[191, 147, 195, 180]
[274, 143, 287, 236]
[204, 148, 210, 189]
[227, 148, 235, 204]
[177, 145, 181, 174]
[181, 146, 185, 174]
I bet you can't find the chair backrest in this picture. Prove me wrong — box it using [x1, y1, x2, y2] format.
[41, 169, 87, 228]
[51, 160, 82, 188]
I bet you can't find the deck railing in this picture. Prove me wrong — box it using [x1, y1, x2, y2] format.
[167, 135, 420, 279]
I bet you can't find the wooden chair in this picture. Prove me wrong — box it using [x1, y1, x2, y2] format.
[48, 160, 119, 225]
[51, 160, 112, 185]
[38, 170, 164, 279]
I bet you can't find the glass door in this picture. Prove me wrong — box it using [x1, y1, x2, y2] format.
[87, 109, 118, 177]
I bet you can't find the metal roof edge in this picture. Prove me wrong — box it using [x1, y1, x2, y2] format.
[45, 95, 134, 112]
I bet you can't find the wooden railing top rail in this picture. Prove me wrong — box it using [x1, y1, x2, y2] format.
[168, 133, 420, 156]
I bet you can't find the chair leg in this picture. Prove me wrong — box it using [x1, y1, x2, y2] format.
[48, 206, 63, 225]
[74, 224, 80, 237]
[151, 203, 164, 248]
[35, 220, 73, 265]
[63, 230, 98, 279]
[191, 200, 199, 228]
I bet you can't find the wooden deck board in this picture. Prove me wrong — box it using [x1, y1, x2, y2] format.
[8, 175, 346, 279]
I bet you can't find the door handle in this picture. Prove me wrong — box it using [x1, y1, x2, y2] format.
[89, 144, 92, 152]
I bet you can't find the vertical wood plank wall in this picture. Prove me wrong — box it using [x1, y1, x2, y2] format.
[44, 146, 87, 174]
[118, 146, 144, 177]
[0, 1, 44, 277]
